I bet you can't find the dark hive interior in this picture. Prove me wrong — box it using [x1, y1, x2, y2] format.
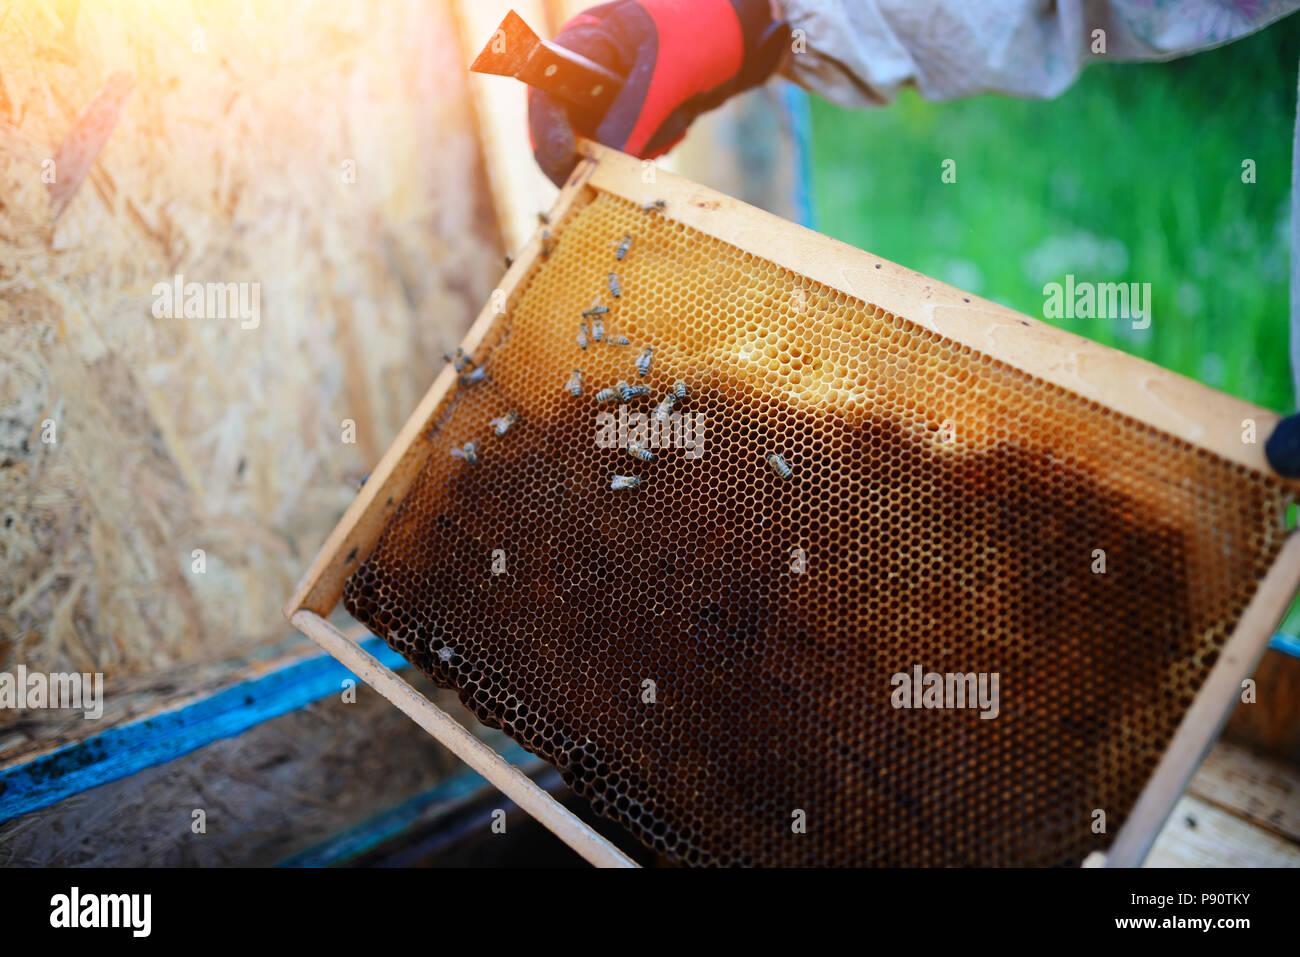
[343, 190, 1294, 866]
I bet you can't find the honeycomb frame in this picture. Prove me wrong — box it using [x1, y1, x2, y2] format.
[287, 142, 1300, 868]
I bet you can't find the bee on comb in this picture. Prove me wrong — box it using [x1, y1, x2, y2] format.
[766, 452, 793, 480]
[443, 348, 471, 372]
[490, 412, 518, 436]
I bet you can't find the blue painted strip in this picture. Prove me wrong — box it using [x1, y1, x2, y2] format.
[0, 634, 407, 823]
[278, 743, 539, 868]
[781, 82, 817, 231]
[1270, 631, 1300, 658]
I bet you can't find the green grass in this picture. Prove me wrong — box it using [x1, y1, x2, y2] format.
[809, 17, 1299, 414]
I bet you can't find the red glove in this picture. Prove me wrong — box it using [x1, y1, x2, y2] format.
[529, 0, 790, 185]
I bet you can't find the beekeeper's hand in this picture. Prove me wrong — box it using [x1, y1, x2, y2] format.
[528, 0, 790, 186]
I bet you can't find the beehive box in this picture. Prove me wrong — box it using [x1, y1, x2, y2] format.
[286, 142, 1300, 867]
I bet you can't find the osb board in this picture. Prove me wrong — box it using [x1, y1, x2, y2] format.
[0, 1, 503, 688]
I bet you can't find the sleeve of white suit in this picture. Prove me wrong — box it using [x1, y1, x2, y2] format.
[778, 0, 1300, 108]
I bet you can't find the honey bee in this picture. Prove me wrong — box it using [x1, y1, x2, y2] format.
[504, 253, 514, 268]
[614, 234, 633, 260]
[652, 394, 676, 422]
[565, 369, 583, 396]
[577, 321, 590, 350]
[490, 412, 518, 436]
[766, 452, 793, 479]
[625, 384, 649, 399]
[611, 474, 642, 490]
[595, 386, 618, 402]
[460, 365, 487, 385]
[451, 441, 479, 465]
[608, 335, 631, 346]
[671, 381, 688, 400]
[540, 228, 553, 260]
[641, 199, 666, 213]
[538, 211, 550, 226]
[437, 646, 454, 662]
[607, 271, 621, 298]
[614, 380, 632, 401]
[582, 299, 609, 319]
[627, 442, 654, 462]
[635, 347, 653, 377]
[591, 315, 605, 342]
[443, 348, 471, 372]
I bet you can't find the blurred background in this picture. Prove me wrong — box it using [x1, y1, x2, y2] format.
[1, 0, 1297, 866]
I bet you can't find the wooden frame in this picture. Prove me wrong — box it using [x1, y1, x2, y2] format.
[285, 141, 1300, 868]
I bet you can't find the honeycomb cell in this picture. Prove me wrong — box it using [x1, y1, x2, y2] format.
[344, 191, 1294, 867]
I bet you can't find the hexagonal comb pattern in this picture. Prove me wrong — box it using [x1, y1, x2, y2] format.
[344, 191, 1293, 866]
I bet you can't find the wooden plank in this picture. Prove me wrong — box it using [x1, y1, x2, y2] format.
[0, 677, 477, 866]
[290, 609, 636, 868]
[0, 634, 408, 822]
[1105, 533, 1300, 867]
[1185, 740, 1300, 843]
[1145, 795, 1300, 868]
